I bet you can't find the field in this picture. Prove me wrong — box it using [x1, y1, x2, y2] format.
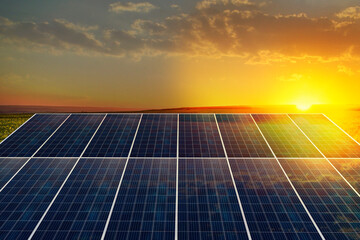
[0, 114, 33, 142]
[0, 107, 359, 143]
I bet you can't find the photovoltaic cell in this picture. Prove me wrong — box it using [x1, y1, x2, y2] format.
[330, 158, 360, 194]
[105, 158, 176, 240]
[216, 114, 273, 158]
[35, 114, 105, 157]
[178, 158, 248, 240]
[31, 158, 127, 239]
[83, 114, 141, 157]
[289, 114, 360, 158]
[280, 158, 360, 240]
[252, 114, 322, 158]
[0, 158, 77, 240]
[131, 114, 177, 157]
[0, 158, 28, 189]
[0, 114, 69, 157]
[229, 158, 322, 240]
[179, 114, 225, 157]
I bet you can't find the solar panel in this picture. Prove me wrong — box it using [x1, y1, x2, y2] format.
[35, 114, 105, 157]
[0, 158, 78, 239]
[330, 159, 360, 194]
[0, 114, 69, 157]
[289, 114, 360, 158]
[229, 158, 322, 239]
[279, 158, 360, 240]
[178, 158, 248, 240]
[83, 114, 141, 157]
[179, 114, 225, 157]
[131, 114, 177, 157]
[215, 114, 273, 158]
[31, 158, 127, 239]
[1, 113, 360, 239]
[252, 114, 323, 158]
[105, 158, 176, 240]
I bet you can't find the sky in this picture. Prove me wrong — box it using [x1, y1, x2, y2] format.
[0, 0, 360, 109]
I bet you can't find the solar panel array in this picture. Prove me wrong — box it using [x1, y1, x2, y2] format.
[0, 113, 359, 240]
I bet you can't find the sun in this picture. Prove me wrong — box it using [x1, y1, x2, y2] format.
[296, 103, 312, 111]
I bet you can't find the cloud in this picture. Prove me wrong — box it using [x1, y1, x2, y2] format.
[2, 2, 360, 62]
[109, 2, 156, 13]
[336, 6, 360, 19]
[338, 65, 355, 76]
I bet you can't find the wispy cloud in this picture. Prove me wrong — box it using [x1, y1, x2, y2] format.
[109, 2, 156, 13]
[336, 6, 360, 19]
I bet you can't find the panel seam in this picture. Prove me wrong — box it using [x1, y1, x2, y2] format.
[214, 114, 252, 240]
[28, 114, 107, 239]
[0, 114, 72, 192]
[250, 114, 326, 240]
[100, 114, 143, 240]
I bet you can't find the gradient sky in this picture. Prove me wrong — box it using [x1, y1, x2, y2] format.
[0, 0, 360, 108]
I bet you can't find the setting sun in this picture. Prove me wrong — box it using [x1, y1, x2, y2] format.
[296, 103, 312, 111]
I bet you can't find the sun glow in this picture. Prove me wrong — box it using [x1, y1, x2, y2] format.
[296, 103, 312, 111]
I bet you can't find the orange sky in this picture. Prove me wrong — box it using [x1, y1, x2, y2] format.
[0, 0, 360, 108]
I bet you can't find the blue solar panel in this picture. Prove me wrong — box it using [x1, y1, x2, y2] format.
[280, 158, 360, 240]
[1, 113, 360, 239]
[131, 114, 177, 157]
[35, 115, 105, 157]
[104, 158, 176, 240]
[31, 158, 127, 239]
[83, 114, 141, 157]
[0, 158, 28, 190]
[179, 114, 225, 157]
[178, 158, 248, 240]
[229, 158, 322, 239]
[0, 158, 77, 240]
[216, 114, 273, 157]
[0, 114, 69, 157]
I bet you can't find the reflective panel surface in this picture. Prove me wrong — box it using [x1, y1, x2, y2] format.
[83, 114, 141, 157]
[35, 114, 105, 157]
[229, 158, 322, 240]
[289, 114, 360, 158]
[216, 114, 273, 157]
[131, 114, 177, 157]
[252, 114, 322, 158]
[0, 158, 77, 240]
[105, 158, 176, 240]
[280, 158, 360, 240]
[179, 114, 225, 157]
[330, 158, 360, 194]
[178, 158, 248, 240]
[0, 114, 69, 157]
[32, 158, 127, 239]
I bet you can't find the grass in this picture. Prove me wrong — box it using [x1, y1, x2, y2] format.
[0, 114, 33, 142]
